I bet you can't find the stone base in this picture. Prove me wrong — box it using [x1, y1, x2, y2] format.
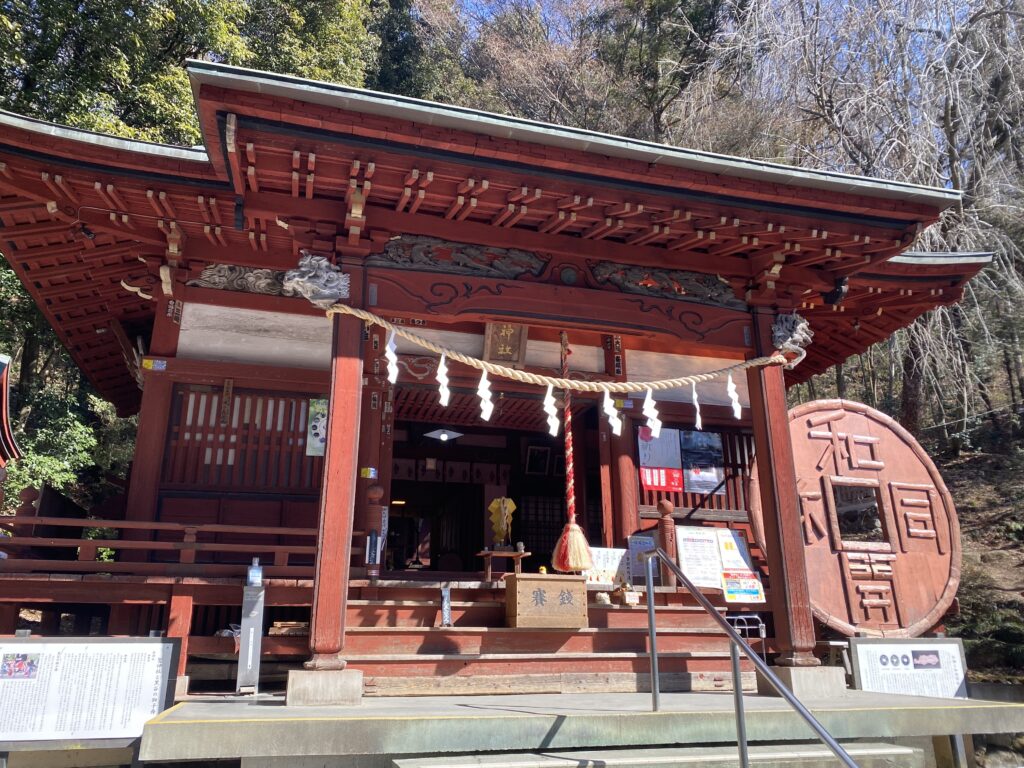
[175, 674, 190, 699]
[286, 669, 363, 706]
[756, 665, 847, 699]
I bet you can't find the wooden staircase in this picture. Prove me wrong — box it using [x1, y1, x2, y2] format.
[187, 578, 760, 696]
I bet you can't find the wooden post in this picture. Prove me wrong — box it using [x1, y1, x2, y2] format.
[167, 589, 193, 678]
[657, 499, 678, 588]
[306, 311, 364, 669]
[597, 422, 615, 548]
[747, 309, 818, 667]
[0, 604, 18, 634]
[107, 604, 133, 635]
[122, 372, 174, 561]
[609, 415, 638, 546]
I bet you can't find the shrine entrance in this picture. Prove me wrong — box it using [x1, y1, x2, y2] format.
[387, 386, 604, 576]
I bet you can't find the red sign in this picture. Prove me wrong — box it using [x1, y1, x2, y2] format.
[639, 467, 684, 492]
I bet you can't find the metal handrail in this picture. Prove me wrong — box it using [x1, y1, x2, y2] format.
[641, 547, 858, 768]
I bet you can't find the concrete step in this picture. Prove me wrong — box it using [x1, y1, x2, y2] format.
[393, 743, 924, 768]
[363, 668, 755, 696]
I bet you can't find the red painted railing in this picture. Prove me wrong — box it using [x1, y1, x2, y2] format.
[0, 515, 321, 578]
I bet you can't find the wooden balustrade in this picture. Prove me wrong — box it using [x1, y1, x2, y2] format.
[0, 515, 331, 578]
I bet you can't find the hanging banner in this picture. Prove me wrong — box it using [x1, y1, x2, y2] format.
[675, 526, 723, 589]
[716, 528, 765, 603]
[306, 398, 328, 457]
[637, 426, 683, 492]
[680, 431, 726, 495]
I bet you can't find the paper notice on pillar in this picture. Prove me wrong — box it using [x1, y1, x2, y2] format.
[583, 547, 628, 584]
[716, 528, 765, 603]
[721, 571, 766, 603]
[674, 526, 724, 589]
[0, 639, 175, 741]
[626, 534, 659, 584]
[637, 426, 683, 492]
[306, 398, 328, 457]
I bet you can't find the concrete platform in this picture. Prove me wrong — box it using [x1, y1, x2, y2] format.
[139, 690, 1024, 763]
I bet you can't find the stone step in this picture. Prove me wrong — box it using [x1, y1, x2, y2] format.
[346, 649, 752, 687]
[393, 743, 923, 768]
[363, 668, 755, 696]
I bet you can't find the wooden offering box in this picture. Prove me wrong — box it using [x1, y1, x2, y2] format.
[505, 574, 588, 628]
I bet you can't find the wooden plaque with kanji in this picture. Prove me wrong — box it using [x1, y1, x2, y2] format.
[752, 400, 960, 638]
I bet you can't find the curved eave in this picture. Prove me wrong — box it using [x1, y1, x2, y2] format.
[787, 251, 993, 384]
[187, 60, 961, 211]
[0, 110, 218, 184]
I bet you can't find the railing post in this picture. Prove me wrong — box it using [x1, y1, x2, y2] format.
[656, 500, 677, 588]
[645, 553, 660, 712]
[731, 640, 750, 768]
[180, 528, 197, 564]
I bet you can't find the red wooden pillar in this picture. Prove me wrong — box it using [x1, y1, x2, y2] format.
[597, 422, 615, 547]
[122, 373, 174, 561]
[306, 311, 364, 669]
[167, 589, 193, 678]
[747, 309, 818, 666]
[609, 415, 638, 547]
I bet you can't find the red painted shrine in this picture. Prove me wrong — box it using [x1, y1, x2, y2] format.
[0, 62, 991, 694]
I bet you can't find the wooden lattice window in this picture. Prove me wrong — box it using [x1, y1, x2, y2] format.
[162, 384, 324, 493]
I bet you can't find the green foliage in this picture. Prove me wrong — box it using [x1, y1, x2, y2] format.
[0, 0, 374, 145]
[366, 0, 431, 96]
[244, 0, 376, 85]
[592, 0, 743, 141]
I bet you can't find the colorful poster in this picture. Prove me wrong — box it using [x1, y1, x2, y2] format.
[306, 398, 328, 457]
[674, 526, 723, 589]
[716, 528, 765, 603]
[680, 431, 726, 495]
[637, 426, 683, 492]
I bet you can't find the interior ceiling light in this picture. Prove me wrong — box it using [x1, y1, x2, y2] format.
[424, 428, 464, 442]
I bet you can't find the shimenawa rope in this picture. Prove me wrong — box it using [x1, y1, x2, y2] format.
[325, 304, 787, 392]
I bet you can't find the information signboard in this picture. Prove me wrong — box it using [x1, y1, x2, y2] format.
[850, 638, 967, 699]
[675, 526, 722, 589]
[0, 637, 178, 741]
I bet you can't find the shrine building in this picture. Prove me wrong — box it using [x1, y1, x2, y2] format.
[0, 61, 991, 699]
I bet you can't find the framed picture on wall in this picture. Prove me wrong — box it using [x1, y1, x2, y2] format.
[525, 446, 550, 476]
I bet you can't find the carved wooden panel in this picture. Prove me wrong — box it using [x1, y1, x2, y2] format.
[752, 399, 960, 638]
[367, 269, 752, 351]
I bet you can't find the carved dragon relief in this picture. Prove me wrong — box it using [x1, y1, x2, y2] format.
[188, 264, 289, 295]
[187, 253, 350, 310]
[367, 235, 547, 279]
[589, 261, 747, 310]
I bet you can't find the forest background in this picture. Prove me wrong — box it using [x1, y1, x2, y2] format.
[1, 0, 1022, 674]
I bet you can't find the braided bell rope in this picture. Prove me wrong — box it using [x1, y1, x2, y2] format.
[560, 332, 576, 525]
[325, 303, 788, 392]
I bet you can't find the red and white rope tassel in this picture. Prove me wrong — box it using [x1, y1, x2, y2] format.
[552, 331, 593, 573]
